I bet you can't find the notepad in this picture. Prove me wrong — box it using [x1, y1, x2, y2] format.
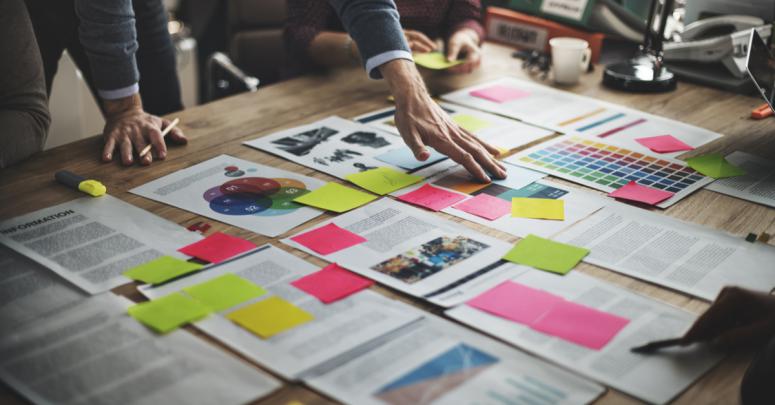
[293, 182, 377, 213]
[608, 181, 674, 205]
[397, 184, 467, 211]
[470, 85, 531, 103]
[503, 234, 589, 274]
[227, 296, 314, 339]
[467, 281, 563, 324]
[635, 135, 694, 153]
[531, 301, 630, 350]
[452, 114, 493, 133]
[375, 147, 446, 170]
[685, 153, 746, 179]
[123, 256, 203, 285]
[291, 223, 367, 255]
[184, 273, 267, 312]
[128, 292, 210, 334]
[511, 198, 565, 220]
[346, 167, 423, 195]
[452, 193, 511, 220]
[413, 52, 464, 70]
[291, 263, 373, 303]
[178, 232, 255, 264]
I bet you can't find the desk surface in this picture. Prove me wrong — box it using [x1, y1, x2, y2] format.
[2, 42, 774, 405]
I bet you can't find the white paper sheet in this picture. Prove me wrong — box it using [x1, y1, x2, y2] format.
[282, 199, 519, 307]
[442, 78, 722, 158]
[0, 195, 201, 294]
[0, 294, 280, 405]
[706, 151, 775, 208]
[131, 155, 325, 237]
[305, 313, 605, 405]
[447, 268, 723, 404]
[140, 244, 421, 380]
[554, 203, 775, 300]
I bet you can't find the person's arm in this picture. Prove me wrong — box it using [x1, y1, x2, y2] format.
[445, 0, 485, 74]
[75, 0, 185, 166]
[0, 0, 50, 168]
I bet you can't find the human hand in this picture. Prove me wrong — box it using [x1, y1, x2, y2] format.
[682, 287, 775, 349]
[101, 94, 186, 165]
[446, 28, 482, 74]
[380, 60, 506, 182]
[404, 29, 437, 53]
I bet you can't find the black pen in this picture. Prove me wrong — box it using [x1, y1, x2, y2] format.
[630, 338, 686, 354]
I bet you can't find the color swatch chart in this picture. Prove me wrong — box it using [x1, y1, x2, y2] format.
[506, 136, 713, 208]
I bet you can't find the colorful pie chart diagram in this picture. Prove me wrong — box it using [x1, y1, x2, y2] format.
[203, 171, 310, 216]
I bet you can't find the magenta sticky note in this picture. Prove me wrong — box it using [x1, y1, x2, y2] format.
[291, 263, 373, 303]
[608, 181, 674, 205]
[470, 85, 531, 103]
[467, 281, 564, 324]
[635, 135, 694, 153]
[397, 184, 467, 211]
[531, 301, 630, 350]
[178, 232, 255, 263]
[291, 223, 366, 255]
[452, 193, 511, 220]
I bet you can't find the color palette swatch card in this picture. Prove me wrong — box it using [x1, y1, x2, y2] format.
[346, 167, 423, 195]
[293, 182, 377, 213]
[511, 197, 565, 220]
[503, 234, 589, 274]
[291, 263, 374, 303]
[635, 135, 694, 153]
[179, 232, 255, 264]
[685, 153, 746, 179]
[470, 85, 530, 103]
[128, 293, 210, 334]
[124, 256, 203, 285]
[608, 181, 673, 205]
[452, 193, 511, 220]
[290, 223, 366, 255]
[397, 184, 467, 211]
[227, 296, 314, 339]
[531, 301, 630, 350]
[184, 273, 267, 312]
[467, 281, 563, 324]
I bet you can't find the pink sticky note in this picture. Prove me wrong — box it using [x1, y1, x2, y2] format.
[470, 85, 531, 103]
[291, 223, 366, 255]
[452, 194, 511, 220]
[635, 135, 694, 153]
[531, 301, 630, 350]
[397, 184, 467, 211]
[178, 232, 256, 264]
[291, 263, 374, 303]
[608, 181, 674, 205]
[467, 281, 564, 324]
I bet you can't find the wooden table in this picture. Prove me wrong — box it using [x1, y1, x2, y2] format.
[2, 42, 773, 404]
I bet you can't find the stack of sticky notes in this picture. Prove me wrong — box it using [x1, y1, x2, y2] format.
[124, 256, 202, 285]
[227, 296, 314, 339]
[293, 182, 377, 213]
[511, 197, 564, 220]
[128, 293, 210, 334]
[290, 223, 366, 255]
[184, 273, 267, 312]
[413, 52, 463, 70]
[345, 167, 423, 195]
[503, 234, 589, 274]
[291, 263, 373, 303]
[179, 232, 256, 263]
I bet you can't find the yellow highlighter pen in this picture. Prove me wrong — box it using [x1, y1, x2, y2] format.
[55, 170, 106, 197]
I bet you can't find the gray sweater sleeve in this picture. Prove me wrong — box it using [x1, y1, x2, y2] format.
[326, 0, 413, 78]
[0, 0, 51, 168]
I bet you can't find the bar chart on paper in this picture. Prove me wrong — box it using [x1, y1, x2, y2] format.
[506, 136, 713, 208]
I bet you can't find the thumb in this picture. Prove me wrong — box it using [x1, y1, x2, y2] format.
[447, 40, 462, 62]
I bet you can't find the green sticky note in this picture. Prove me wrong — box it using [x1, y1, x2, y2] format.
[293, 182, 377, 213]
[503, 234, 589, 274]
[227, 296, 314, 339]
[128, 292, 210, 334]
[345, 167, 423, 195]
[684, 153, 745, 179]
[413, 52, 463, 70]
[453, 114, 493, 133]
[124, 256, 203, 285]
[184, 273, 267, 312]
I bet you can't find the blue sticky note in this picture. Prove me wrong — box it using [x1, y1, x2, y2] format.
[375, 147, 447, 170]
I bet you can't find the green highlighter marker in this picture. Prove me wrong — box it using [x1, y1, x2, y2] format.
[55, 170, 106, 197]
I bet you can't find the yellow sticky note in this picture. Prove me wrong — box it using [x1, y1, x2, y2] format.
[293, 182, 377, 213]
[124, 256, 203, 285]
[227, 296, 314, 339]
[346, 167, 423, 195]
[128, 293, 210, 334]
[511, 198, 565, 220]
[184, 273, 267, 312]
[453, 114, 493, 133]
[413, 52, 464, 70]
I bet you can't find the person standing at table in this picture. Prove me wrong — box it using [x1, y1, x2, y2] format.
[24, 0, 187, 166]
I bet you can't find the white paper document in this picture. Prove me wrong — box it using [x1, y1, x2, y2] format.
[442, 77, 722, 157]
[447, 268, 723, 404]
[305, 314, 605, 405]
[0, 195, 201, 294]
[355, 102, 556, 151]
[0, 294, 280, 405]
[706, 151, 775, 208]
[283, 199, 518, 307]
[555, 203, 775, 300]
[131, 155, 325, 237]
[244, 116, 455, 180]
[140, 244, 421, 380]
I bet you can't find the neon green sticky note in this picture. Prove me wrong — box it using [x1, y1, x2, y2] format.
[345, 167, 423, 195]
[413, 52, 463, 70]
[503, 234, 589, 274]
[511, 198, 565, 220]
[293, 182, 377, 213]
[184, 273, 267, 312]
[453, 114, 493, 133]
[227, 296, 314, 339]
[684, 153, 745, 179]
[128, 293, 210, 334]
[123, 256, 203, 285]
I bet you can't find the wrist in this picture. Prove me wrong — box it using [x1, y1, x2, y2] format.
[103, 92, 143, 120]
[380, 59, 429, 106]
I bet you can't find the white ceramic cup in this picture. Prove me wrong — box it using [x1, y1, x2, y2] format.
[549, 37, 591, 85]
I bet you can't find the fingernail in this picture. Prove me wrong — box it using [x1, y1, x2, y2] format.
[418, 150, 430, 161]
[106, 153, 111, 159]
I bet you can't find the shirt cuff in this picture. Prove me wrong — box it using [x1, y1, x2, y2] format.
[365, 50, 413, 80]
[98, 83, 139, 100]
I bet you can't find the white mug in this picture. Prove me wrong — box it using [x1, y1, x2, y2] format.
[549, 37, 591, 85]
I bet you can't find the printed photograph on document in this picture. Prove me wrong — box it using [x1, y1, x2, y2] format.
[372, 236, 490, 284]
